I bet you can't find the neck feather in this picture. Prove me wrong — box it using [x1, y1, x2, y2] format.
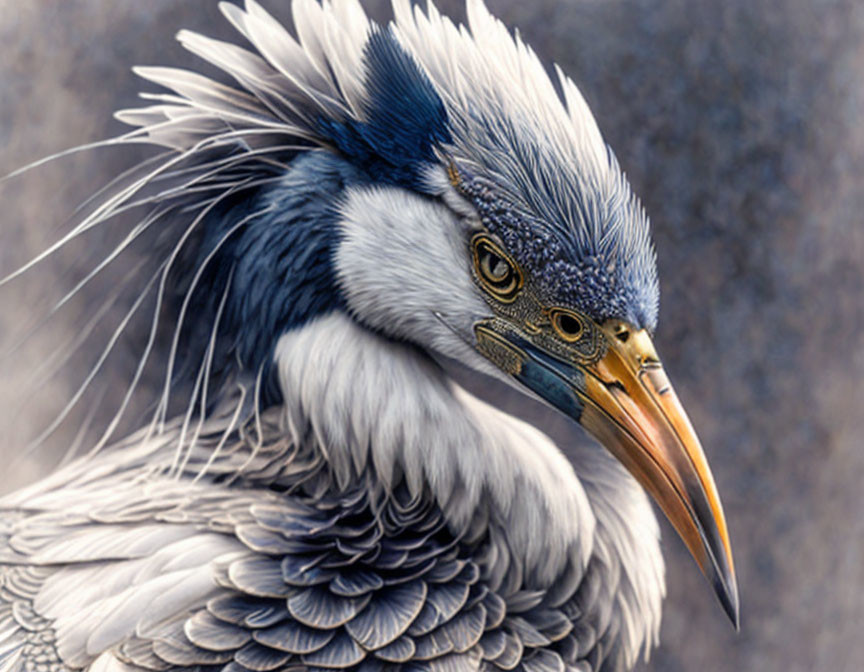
[273, 311, 664, 664]
[273, 312, 596, 587]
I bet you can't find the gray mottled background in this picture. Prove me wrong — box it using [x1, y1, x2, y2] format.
[1, 1, 862, 670]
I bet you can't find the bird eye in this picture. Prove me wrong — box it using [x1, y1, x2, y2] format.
[550, 308, 585, 342]
[472, 234, 523, 302]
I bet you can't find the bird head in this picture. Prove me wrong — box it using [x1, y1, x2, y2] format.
[335, 150, 740, 629]
[118, 0, 738, 627]
[330, 4, 738, 627]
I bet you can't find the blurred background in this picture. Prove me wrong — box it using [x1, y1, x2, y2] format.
[1, 1, 862, 670]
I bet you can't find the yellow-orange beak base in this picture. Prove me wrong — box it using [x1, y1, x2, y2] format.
[475, 319, 739, 627]
[579, 326, 738, 627]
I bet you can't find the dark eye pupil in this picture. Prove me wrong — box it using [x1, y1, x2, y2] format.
[558, 313, 581, 336]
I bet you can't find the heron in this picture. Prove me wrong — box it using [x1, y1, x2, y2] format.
[0, 1, 738, 671]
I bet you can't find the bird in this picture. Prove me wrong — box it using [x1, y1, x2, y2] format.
[0, 1, 738, 672]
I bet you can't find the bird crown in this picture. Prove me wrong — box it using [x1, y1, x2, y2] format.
[120, 0, 659, 328]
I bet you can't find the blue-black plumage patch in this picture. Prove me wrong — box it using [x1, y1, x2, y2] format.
[172, 152, 365, 405]
[317, 26, 450, 190]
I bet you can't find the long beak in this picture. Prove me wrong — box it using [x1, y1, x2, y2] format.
[475, 321, 739, 628]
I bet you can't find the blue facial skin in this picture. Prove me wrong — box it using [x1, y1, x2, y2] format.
[504, 333, 587, 423]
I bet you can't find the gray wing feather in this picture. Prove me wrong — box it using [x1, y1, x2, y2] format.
[373, 636, 415, 663]
[286, 588, 370, 630]
[0, 430, 623, 672]
[438, 605, 485, 653]
[185, 611, 252, 651]
[252, 620, 335, 654]
[489, 632, 522, 670]
[328, 570, 383, 598]
[343, 581, 426, 649]
[207, 594, 285, 629]
[521, 649, 566, 672]
[300, 630, 365, 669]
[232, 641, 293, 671]
[227, 557, 293, 598]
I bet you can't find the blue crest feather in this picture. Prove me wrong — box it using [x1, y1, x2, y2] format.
[318, 27, 451, 190]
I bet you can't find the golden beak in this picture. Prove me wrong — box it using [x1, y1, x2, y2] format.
[579, 321, 739, 627]
[473, 314, 739, 626]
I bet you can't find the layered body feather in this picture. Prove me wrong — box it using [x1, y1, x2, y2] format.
[0, 314, 662, 672]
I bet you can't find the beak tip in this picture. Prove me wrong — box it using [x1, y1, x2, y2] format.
[714, 573, 740, 631]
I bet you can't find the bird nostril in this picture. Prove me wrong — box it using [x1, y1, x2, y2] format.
[615, 327, 630, 343]
[604, 379, 627, 395]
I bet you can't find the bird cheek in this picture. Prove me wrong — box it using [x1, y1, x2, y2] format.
[473, 320, 526, 377]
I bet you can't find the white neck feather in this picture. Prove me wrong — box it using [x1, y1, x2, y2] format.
[10, 308, 663, 668]
[274, 312, 596, 587]
[273, 312, 665, 664]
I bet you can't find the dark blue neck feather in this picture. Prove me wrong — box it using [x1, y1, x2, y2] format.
[170, 151, 363, 407]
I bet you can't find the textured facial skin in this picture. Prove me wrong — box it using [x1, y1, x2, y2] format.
[469, 264, 608, 378]
[453, 169, 657, 331]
